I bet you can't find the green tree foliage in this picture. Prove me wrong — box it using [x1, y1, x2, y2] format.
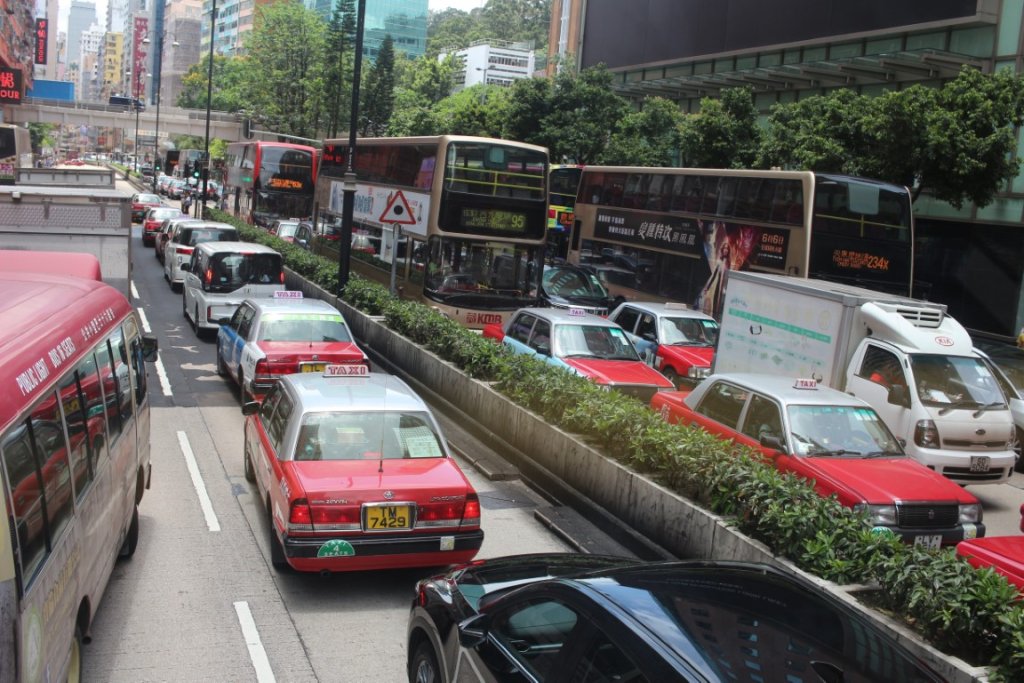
[27, 123, 56, 152]
[541, 66, 627, 163]
[602, 97, 683, 166]
[324, 0, 357, 138]
[360, 35, 396, 136]
[679, 87, 761, 168]
[428, 0, 549, 55]
[427, 9, 484, 55]
[497, 75, 552, 145]
[430, 85, 507, 137]
[388, 53, 459, 136]
[176, 54, 249, 111]
[244, 1, 327, 140]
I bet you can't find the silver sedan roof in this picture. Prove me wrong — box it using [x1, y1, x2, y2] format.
[509, 307, 621, 328]
[283, 372, 430, 414]
[612, 301, 716, 322]
[242, 297, 343, 318]
[698, 373, 872, 408]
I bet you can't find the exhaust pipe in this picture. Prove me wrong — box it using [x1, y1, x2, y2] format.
[320, 569, 331, 578]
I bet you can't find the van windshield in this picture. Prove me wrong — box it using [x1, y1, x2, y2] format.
[909, 354, 1006, 409]
[207, 252, 283, 291]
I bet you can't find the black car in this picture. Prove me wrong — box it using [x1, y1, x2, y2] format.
[407, 554, 944, 683]
[540, 264, 620, 316]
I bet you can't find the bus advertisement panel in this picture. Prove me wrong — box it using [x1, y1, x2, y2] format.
[571, 168, 913, 318]
[315, 136, 549, 328]
[0, 252, 157, 682]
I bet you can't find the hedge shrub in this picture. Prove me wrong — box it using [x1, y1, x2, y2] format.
[212, 207, 1024, 679]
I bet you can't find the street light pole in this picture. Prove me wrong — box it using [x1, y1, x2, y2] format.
[133, 74, 141, 174]
[201, 0, 217, 218]
[337, 0, 366, 293]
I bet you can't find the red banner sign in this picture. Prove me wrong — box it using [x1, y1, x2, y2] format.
[35, 18, 48, 65]
[132, 16, 149, 97]
[0, 67, 23, 104]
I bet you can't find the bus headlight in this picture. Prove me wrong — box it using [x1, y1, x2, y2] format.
[856, 504, 897, 526]
[914, 420, 941, 449]
[958, 504, 982, 524]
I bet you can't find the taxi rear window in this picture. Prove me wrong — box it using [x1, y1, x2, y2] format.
[258, 315, 351, 343]
[295, 411, 444, 461]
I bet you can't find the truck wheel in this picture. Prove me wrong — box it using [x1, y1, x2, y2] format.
[662, 367, 680, 389]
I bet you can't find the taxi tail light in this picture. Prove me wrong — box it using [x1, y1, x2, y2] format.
[416, 498, 469, 529]
[461, 492, 481, 528]
[253, 359, 277, 389]
[176, 247, 192, 255]
[204, 268, 213, 286]
[288, 499, 313, 532]
[279, 271, 285, 285]
[309, 504, 361, 531]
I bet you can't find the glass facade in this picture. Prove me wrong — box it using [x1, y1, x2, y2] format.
[305, 0, 427, 61]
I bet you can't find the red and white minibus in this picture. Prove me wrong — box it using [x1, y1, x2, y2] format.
[0, 251, 157, 682]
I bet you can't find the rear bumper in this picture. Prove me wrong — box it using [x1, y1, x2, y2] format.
[283, 529, 484, 572]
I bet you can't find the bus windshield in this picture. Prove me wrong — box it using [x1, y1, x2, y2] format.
[814, 176, 911, 242]
[259, 147, 314, 190]
[443, 142, 546, 201]
[424, 238, 542, 304]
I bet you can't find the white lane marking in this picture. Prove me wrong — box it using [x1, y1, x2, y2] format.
[137, 307, 151, 333]
[131, 281, 140, 300]
[234, 601, 276, 683]
[155, 357, 173, 396]
[177, 431, 221, 532]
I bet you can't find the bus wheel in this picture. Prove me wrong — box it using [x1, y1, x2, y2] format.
[119, 504, 140, 558]
[67, 626, 83, 683]
[268, 507, 288, 570]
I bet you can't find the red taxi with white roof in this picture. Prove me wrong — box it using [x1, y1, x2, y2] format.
[242, 364, 483, 573]
[651, 373, 984, 547]
[609, 301, 719, 388]
[483, 307, 674, 401]
[216, 291, 367, 401]
[956, 503, 1024, 591]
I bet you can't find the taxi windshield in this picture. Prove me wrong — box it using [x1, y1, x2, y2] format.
[786, 404, 903, 457]
[258, 316, 352, 343]
[295, 411, 445, 461]
[659, 317, 719, 346]
[555, 324, 640, 361]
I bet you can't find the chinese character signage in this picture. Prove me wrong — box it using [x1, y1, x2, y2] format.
[593, 208, 704, 257]
[0, 68, 23, 104]
[35, 18, 48, 65]
[132, 16, 149, 97]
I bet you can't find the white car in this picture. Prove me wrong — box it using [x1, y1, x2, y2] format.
[163, 221, 237, 290]
[181, 241, 284, 335]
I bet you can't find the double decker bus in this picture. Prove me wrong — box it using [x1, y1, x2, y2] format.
[314, 135, 549, 328]
[0, 251, 157, 682]
[546, 164, 584, 260]
[570, 167, 914, 317]
[224, 141, 317, 228]
[0, 123, 32, 184]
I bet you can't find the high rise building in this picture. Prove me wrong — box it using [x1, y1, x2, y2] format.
[305, 0, 427, 62]
[444, 40, 536, 91]
[79, 26, 104, 101]
[67, 0, 97, 82]
[550, 0, 1024, 338]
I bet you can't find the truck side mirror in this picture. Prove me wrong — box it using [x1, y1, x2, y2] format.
[887, 384, 910, 408]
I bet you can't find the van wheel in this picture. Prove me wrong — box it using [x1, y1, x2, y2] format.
[662, 367, 680, 390]
[119, 504, 139, 558]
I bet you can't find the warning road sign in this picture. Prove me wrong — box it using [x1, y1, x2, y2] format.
[378, 190, 417, 225]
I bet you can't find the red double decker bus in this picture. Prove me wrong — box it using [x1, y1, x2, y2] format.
[223, 141, 317, 229]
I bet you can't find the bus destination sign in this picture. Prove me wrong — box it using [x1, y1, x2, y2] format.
[460, 207, 528, 234]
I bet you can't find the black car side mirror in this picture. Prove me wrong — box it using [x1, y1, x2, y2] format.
[141, 334, 159, 362]
[241, 401, 260, 416]
[457, 613, 490, 649]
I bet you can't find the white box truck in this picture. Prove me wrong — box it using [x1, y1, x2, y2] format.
[714, 271, 1017, 484]
[0, 184, 132, 299]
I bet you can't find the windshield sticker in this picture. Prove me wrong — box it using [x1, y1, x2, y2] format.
[405, 436, 442, 458]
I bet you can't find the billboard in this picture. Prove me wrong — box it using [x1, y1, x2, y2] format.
[132, 16, 149, 99]
[0, 68, 24, 104]
[34, 18, 48, 65]
[581, 0, 984, 70]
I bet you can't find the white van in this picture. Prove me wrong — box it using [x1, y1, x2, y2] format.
[182, 241, 285, 334]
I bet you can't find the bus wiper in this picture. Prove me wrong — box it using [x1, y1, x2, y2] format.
[972, 401, 1004, 418]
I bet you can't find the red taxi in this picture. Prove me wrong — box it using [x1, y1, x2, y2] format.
[242, 365, 483, 573]
[652, 373, 984, 546]
[609, 301, 719, 388]
[216, 292, 367, 402]
[484, 307, 674, 402]
[956, 504, 1024, 591]
[131, 192, 163, 223]
[141, 206, 184, 246]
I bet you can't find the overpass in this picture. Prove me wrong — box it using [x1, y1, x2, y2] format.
[2, 98, 245, 142]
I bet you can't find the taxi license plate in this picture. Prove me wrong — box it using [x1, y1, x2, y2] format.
[970, 456, 991, 472]
[366, 506, 411, 530]
[914, 534, 941, 550]
[301, 363, 326, 373]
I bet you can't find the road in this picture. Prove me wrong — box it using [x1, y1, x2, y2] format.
[81, 193, 582, 681]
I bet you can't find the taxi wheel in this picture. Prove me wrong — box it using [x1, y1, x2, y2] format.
[410, 640, 441, 683]
[239, 371, 251, 402]
[662, 367, 680, 389]
[181, 293, 188, 319]
[268, 506, 288, 570]
[243, 443, 256, 483]
[1014, 427, 1023, 472]
[216, 346, 228, 377]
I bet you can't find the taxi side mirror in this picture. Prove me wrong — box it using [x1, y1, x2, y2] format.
[533, 341, 551, 356]
[241, 401, 260, 416]
[641, 332, 657, 343]
[760, 434, 787, 454]
[457, 613, 490, 649]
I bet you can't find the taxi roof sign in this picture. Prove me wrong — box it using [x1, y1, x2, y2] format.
[324, 364, 369, 377]
[793, 378, 819, 390]
[665, 302, 690, 310]
[568, 306, 587, 316]
[274, 290, 303, 299]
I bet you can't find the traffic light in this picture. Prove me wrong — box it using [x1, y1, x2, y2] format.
[242, 117, 253, 139]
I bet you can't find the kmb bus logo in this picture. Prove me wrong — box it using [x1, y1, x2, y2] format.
[0, 68, 23, 104]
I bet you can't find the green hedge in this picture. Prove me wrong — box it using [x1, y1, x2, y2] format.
[208, 208, 1024, 679]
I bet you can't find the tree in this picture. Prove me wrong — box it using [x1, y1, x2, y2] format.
[429, 85, 508, 137]
[427, 9, 485, 55]
[497, 76, 552, 145]
[758, 89, 872, 173]
[360, 35, 396, 136]
[480, 0, 550, 53]
[388, 53, 459, 136]
[244, 1, 328, 140]
[176, 54, 249, 111]
[27, 123, 56, 153]
[602, 97, 683, 166]
[679, 87, 760, 168]
[324, 0, 357, 138]
[541, 65, 628, 163]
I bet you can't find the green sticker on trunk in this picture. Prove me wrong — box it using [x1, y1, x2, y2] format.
[318, 539, 355, 557]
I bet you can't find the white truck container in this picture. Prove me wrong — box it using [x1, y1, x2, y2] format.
[714, 271, 1017, 484]
[0, 183, 132, 299]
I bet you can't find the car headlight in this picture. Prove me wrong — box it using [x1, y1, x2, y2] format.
[914, 419, 940, 449]
[856, 504, 897, 526]
[958, 504, 982, 524]
[688, 366, 710, 379]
